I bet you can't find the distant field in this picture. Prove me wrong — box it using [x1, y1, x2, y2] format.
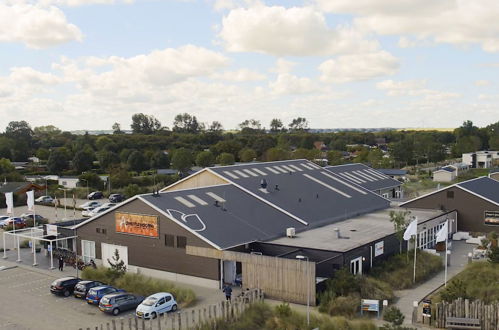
[397, 128, 454, 132]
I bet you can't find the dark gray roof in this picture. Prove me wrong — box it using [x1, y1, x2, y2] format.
[208, 160, 390, 228]
[141, 184, 306, 249]
[457, 177, 499, 205]
[378, 169, 407, 176]
[324, 163, 402, 191]
[440, 166, 455, 173]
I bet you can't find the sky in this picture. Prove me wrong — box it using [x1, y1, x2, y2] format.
[0, 0, 499, 131]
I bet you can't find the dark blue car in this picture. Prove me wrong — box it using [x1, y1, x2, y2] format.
[86, 286, 124, 305]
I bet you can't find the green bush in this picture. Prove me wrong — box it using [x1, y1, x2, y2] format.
[320, 294, 360, 318]
[81, 267, 196, 307]
[20, 239, 31, 248]
[370, 251, 443, 290]
[383, 306, 404, 325]
[359, 277, 394, 301]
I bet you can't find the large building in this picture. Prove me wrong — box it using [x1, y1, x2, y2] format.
[401, 177, 499, 232]
[72, 160, 451, 305]
[462, 150, 499, 169]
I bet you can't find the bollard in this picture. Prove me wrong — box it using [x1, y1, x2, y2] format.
[412, 301, 418, 324]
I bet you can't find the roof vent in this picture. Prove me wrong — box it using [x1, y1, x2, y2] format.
[260, 178, 268, 189]
[286, 227, 296, 238]
[334, 228, 340, 239]
[275, 184, 280, 191]
[214, 200, 220, 207]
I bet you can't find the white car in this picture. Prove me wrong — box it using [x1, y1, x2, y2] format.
[136, 293, 177, 319]
[87, 206, 112, 217]
[81, 207, 97, 217]
[35, 196, 54, 204]
[99, 202, 116, 209]
[79, 201, 101, 209]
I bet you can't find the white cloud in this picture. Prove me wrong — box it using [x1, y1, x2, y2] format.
[269, 73, 317, 95]
[9, 67, 61, 85]
[0, 3, 82, 48]
[211, 68, 266, 81]
[474, 80, 490, 87]
[317, 0, 499, 53]
[219, 4, 378, 56]
[36, 0, 134, 6]
[269, 58, 297, 74]
[319, 51, 399, 83]
[376, 79, 460, 100]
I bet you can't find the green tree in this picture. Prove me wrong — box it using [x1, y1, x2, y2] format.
[35, 148, 50, 161]
[109, 167, 132, 188]
[367, 148, 384, 168]
[238, 148, 257, 162]
[239, 119, 263, 134]
[72, 149, 94, 173]
[78, 172, 103, 190]
[150, 151, 170, 169]
[489, 135, 499, 150]
[47, 149, 68, 173]
[264, 147, 290, 161]
[327, 150, 343, 165]
[288, 117, 309, 132]
[390, 210, 411, 253]
[127, 150, 148, 172]
[97, 150, 120, 171]
[217, 152, 235, 165]
[208, 121, 223, 133]
[124, 183, 141, 198]
[211, 140, 242, 157]
[173, 113, 204, 133]
[5, 120, 33, 142]
[195, 151, 215, 167]
[269, 118, 284, 133]
[0, 158, 15, 174]
[130, 113, 162, 134]
[383, 306, 405, 326]
[452, 136, 482, 156]
[171, 148, 193, 174]
[106, 249, 127, 282]
[112, 122, 122, 134]
[95, 136, 116, 151]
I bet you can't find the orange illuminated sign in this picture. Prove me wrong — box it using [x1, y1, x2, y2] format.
[115, 212, 159, 237]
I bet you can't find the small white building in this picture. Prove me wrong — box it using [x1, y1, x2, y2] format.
[462, 151, 499, 169]
[58, 177, 79, 189]
[433, 166, 456, 182]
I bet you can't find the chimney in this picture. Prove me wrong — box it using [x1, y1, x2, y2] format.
[334, 228, 340, 239]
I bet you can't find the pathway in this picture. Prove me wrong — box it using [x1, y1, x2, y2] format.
[394, 240, 478, 325]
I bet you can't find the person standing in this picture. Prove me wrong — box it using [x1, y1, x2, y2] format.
[222, 284, 232, 302]
[58, 256, 64, 271]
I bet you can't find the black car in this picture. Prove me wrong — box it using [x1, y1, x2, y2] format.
[50, 277, 81, 297]
[99, 293, 144, 316]
[88, 191, 103, 200]
[73, 280, 105, 299]
[109, 194, 124, 203]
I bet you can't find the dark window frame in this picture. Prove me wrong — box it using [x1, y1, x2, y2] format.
[176, 236, 187, 249]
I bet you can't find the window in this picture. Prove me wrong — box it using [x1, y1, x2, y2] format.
[176, 236, 187, 249]
[446, 191, 454, 199]
[81, 240, 96, 263]
[165, 296, 172, 302]
[102, 229, 107, 235]
[96, 228, 101, 233]
[164, 234, 174, 247]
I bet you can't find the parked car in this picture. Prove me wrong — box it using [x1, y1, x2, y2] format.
[0, 215, 10, 223]
[73, 280, 105, 299]
[87, 206, 112, 217]
[99, 293, 144, 316]
[50, 277, 81, 297]
[136, 293, 177, 319]
[109, 194, 124, 203]
[35, 196, 54, 204]
[86, 286, 124, 305]
[100, 202, 116, 208]
[79, 201, 101, 209]
[0, 217, 26, 229]
[88, 191, 104, 200]
[20, 214, 47, 222]
[81, 207, 97, 217]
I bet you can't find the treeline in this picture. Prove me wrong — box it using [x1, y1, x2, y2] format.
[0, 115, 498, 187]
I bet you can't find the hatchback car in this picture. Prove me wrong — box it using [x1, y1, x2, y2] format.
[86, 286, 124, 305]
[50, 277, 81, 297]
[81, 207, 97, 217]
[73, 280, 105, 299]
[99, 293, 144, 316]
[87, 206, 112, 217]
[109, 194, 124, 203]
[79, 201, 101, 209]
[0, 217, 26, 229]
[20, 214, 47, 222]
[88, 191, 104, 200]
[136, 293, 177, 319]
[35, 196, 54, 204]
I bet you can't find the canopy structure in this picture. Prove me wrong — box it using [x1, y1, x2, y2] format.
[2, 226, 77, 269]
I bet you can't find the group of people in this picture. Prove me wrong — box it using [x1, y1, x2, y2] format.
[222, 284, 252, 303]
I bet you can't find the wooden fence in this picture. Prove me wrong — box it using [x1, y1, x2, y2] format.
[79, 289, 264, 330]
[432, 298, 499, 330]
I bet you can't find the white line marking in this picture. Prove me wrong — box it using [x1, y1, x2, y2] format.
[174, 196, 196, 208]
[366, 168, 388, 179]
[354, 170, 376, 181]
[187, 195, 208, 206]
[205, 192, 226, 202]
[265, 167, 280, 174]
[243, 169, 259, 177]
[252, 168, 267, 176]
[281, 165, 296, 172]
[289, 164, 303, 171]
[273, 166, 289, 173]
[302, 174, 351, 198]
[300, 163, 314, 170]
[320, 171, 368, 195]
[233, 170, 249, 178]
[340, 172, 365, 183]
[223, 171, 239, 179]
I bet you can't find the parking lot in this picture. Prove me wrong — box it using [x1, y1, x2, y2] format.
[0, 266, 136, 330]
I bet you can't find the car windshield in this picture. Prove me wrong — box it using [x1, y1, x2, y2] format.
[51, 280, 61, 286]
[142, 297, 158, 306]
[88, 288, 97, 295]
[100, 297, 110, 304]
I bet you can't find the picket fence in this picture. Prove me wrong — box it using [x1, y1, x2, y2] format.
[433, 298, 499, 329]
[78, 289, 264, 330]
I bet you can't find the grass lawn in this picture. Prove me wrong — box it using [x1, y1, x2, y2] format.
[432, 262, 499, 303]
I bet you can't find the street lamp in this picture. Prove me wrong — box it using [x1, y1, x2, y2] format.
[296, 255, 310, 326]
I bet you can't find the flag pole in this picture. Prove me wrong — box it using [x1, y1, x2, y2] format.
[444, 227, 448, 287]
[413, 234, 417, 283]
[33, 196, 37, 266]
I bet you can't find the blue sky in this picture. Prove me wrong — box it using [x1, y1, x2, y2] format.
[0, 0, 498, 131]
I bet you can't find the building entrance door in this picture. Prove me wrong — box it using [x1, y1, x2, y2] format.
[350, 257, 362, 275]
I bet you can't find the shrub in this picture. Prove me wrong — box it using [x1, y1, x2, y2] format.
[383, 306, 405, 325]
[440, 279, 469, 302]
[359, 277, 394, 301]
[321, 294, 360, 318]
[20, 239, 30, 248]
[81, 267, 196, 307]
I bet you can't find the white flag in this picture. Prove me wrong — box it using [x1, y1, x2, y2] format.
[436, 221, 448, 243]
[403, 219, 418, 240]
[5, 192, 13, 214]
[26, 190, 34, 211]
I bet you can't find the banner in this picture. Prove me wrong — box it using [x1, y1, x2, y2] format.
[4, 192, 13, 214]
[484, 211, 499, 226]
[26, 190, 34, 211]
[46, 224, 58, 236]
[115, 212, 158, 237]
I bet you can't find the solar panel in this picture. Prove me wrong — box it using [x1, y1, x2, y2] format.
[174, 196, 196, 208]
[281, 165, 296, 172]
[252, 168, 268, 176]
[223, 171, 239, 179]
[205, 192, 226, 202]
[233, 169, 249, 178]
[265, 167, 280, 174]
[300, 163, 314, 170]
[302, 174, 351, 198]
[273, 166, 289, 173]
[288, 164, 304, 171]
[243, 169, 259, 177]
[187, 194, 208, 206]
[320, 171, 368, 195]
